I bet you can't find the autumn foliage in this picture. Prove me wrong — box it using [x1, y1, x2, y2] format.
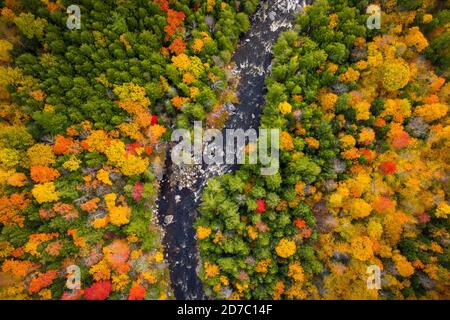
[196, 0, 450, 300]
[0, 0, 253, 300]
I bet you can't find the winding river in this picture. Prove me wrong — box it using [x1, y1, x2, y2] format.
[157, 0, 308, 299]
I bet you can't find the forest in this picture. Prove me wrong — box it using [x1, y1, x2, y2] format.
[0, 0, 449, 300]
[196, 0, 450, 299]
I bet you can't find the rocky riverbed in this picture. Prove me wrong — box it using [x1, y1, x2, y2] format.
[157, 0, 308, 299]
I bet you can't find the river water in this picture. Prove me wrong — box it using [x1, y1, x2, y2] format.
[157, 0, 308, 299]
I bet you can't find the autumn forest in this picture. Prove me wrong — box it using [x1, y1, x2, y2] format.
[0, 0, 449, 301]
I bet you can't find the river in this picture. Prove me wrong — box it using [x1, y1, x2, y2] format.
[157, 0, 308, 300]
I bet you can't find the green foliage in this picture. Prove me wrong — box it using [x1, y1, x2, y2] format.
[13, 13, 47, 40]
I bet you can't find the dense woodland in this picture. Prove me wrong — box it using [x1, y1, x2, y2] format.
[0, 0, 257, 299]
[0, 0, 449, 300]
[196, 0, 450, 299]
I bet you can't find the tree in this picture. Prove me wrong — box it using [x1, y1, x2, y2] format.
[13, 13, 47, 40]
